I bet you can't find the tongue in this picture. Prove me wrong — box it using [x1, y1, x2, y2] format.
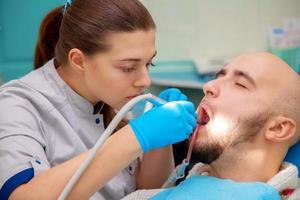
[199, 108, 210, 125]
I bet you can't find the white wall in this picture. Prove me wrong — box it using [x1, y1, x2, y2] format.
[143, 0, 300, 61]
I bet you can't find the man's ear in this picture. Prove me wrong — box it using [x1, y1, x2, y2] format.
[68, 48, 86, 73]
[265, 116, 296, 143]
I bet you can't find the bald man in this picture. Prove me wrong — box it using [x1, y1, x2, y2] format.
[123, 52, 300, 200]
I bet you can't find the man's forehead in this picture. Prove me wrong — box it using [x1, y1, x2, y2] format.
[225, 52, 293, 73]
[224, 56, 267, 73]
[221, 62, 259, 81]
[223, 53, 298, 90]
[223, 53, 288, 79]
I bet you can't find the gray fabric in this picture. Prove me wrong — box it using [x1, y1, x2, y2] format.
[0, 59, 136, 199]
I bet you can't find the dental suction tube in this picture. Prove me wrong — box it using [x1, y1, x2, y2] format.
[58, 93, 165, 200]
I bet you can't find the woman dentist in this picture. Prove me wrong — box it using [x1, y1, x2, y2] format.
[0, 0, 196, 199]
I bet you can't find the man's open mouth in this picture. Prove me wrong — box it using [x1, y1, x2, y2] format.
[198, 107, 210, 125]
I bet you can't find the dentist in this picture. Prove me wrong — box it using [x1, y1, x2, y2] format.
[0, 1, 195, 199]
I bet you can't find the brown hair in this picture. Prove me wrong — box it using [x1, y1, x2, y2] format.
[34, 0, 155, 68]
[34, 7, 63, 69]
[56, 0, 155, 65]
[34, 0, 156, 129]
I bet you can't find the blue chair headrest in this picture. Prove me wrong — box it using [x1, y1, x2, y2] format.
[284, 142, 300, 176]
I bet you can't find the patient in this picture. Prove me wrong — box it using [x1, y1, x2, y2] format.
[123, 52, 300, 200]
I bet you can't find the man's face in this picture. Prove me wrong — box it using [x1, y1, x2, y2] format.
[192, 53, 287, 164]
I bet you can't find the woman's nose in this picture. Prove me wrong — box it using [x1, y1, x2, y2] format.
[134, 67, 151, 88]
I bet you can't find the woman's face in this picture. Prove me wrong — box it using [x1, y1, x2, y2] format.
[83, 30, 156, 110]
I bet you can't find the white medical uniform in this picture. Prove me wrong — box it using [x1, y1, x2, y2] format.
[0, 59, 137, 200]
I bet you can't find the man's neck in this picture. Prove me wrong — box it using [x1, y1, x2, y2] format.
[208, 142, 285, 182]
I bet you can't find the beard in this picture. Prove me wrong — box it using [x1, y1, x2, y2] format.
[190, 112, 272, 165]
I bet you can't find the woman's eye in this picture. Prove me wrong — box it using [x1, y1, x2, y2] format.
[235, 82, 247, 89]
[146, 62, 156, 68]
[122, 66, 136, 73]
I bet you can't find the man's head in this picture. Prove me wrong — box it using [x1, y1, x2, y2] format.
[193, 52, 300, 164]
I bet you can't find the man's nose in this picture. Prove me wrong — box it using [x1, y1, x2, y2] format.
[203, 80, 220, 98]
[134, 67, 151, 88]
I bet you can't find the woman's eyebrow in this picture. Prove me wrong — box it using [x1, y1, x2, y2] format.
[117, 51, 157, 62]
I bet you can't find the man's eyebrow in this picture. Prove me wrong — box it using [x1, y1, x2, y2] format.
[215, 63, 229, 77]
[215, 68, 226, 78]
[118, 51, 157, 62]
[215, 68, 256, 87]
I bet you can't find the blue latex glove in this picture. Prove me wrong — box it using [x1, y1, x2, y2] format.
[159, 88, 188, 102]
[129, 101, 196, 152]
[150, 176, 280, 200]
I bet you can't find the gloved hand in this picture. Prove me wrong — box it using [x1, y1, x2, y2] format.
[159, 88, 188, 102]
[150, 176, 280, 200]
[129, 101, 196, 152]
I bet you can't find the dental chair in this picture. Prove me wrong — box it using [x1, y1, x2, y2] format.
[285, 142, 300, 176]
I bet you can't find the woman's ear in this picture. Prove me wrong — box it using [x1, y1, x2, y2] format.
[265, 116, 296, 143]
[68, 48, 86, 73]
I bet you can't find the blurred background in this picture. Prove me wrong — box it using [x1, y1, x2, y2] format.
[0, 0, 300, 103]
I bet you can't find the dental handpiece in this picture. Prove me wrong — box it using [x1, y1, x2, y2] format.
[60, 93, 190, 199]
[146, 94, 167, 106]
[147, 95, 201, 164]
